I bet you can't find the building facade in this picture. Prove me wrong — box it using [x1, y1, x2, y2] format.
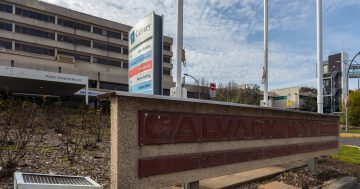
[270, 87, 317, 111]
[0, 0, 174, 103]
[322, 52, 348, 113]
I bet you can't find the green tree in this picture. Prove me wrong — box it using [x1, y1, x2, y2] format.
[341, 90, 360, 127]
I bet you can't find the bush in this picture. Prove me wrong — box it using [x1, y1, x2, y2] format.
[0, 99, 46, 178]
[341, 90, 360, 127]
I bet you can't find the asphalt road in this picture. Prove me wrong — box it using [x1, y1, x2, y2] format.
[340, 137, 360, 147]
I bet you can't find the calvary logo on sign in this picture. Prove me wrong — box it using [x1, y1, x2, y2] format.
[130, 31, 135, 45]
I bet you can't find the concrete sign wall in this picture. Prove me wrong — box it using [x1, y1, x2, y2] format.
[106, 92, 339, 189]
[128, 13, 163, 95]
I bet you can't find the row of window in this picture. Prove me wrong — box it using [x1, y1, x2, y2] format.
[58, 34, 91, 47]
[1, 4, 173, 53]
[58, 18, 90, 31]
[15, 25, 55, 40]
[8, 23, 129, 54]
[58, 50, 91, 62]
[0, 21, 11, 31]
[93, 27, 122, 39]
[15, 43, 55, 56]
[0, 39, 12, 49]
[1, 3, 129, 41]
[0, 3, 12, 13]
[94, 57, 122, 67]
[16, 7, 55, 23]
[5, 41, 171, 69]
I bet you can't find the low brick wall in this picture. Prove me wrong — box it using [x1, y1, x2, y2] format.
[106, 92, 339, 189]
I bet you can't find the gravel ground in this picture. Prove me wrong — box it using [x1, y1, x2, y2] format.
[0, 129, 110, 189]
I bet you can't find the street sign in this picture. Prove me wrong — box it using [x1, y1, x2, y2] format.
[210, 83, 216, 98]
[128, 12, 163, 95]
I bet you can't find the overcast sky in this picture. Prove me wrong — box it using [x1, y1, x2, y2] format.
[41, 0, 360, 90]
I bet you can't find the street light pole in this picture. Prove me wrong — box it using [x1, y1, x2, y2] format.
[184, 73, 200, 99]
[316, 0, 323, 114]
[263, 0, 269, 106]
[175, 0, 183, 97]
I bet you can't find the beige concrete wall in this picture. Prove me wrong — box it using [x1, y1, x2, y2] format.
[108, 92, 339, 189]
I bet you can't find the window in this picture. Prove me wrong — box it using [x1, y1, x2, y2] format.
[107, 30, 121, 39]
[15, 7, 55, 23]
[122, 48, 128, 55]
[163, 89, 170, 96]
[58, 51, 90, 62]
[123, 33, 128, 41]
[122, 61, 128, 69]
[93, 26, 122, 39]
[57, 34, 91, 47]
[58, 18, 90, 32]
[93, 27, 104, 35]
[93, 42, 121, 53]
[0, 3, 12, 13]
[0, 39, 12, 49]
[0, 21, 12, 31]
[107, 44, 121, 53]
[164, 44, 171, 51]
[93, 57, 121, 67]
[15, 43, 54, 56]
[15, 25, 55, 39]
[93, 42, 107, 51]
[163, 56, 171, 63]
[99, 81, 128, 91]
[88, 80, 97, 88]
[273, 96, 287, 100]
[300, 95, 311, 100]
[163, 68, 171, 75]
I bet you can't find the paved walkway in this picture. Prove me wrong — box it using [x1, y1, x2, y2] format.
[162, 161, 306, 189]
[199, 161, 306, 189]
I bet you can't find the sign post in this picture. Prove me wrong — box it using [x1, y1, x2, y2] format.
[209, 83, 216, 98]
[344, 96, 349, 132]
[128, 12, 163, 95]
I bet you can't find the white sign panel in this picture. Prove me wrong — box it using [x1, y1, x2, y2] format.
[129, 13, 155, 94]
[75, 89, 105, 97]
[0, 66, 87, 85]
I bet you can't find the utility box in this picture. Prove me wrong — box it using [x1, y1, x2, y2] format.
[14, 172, 102, 189]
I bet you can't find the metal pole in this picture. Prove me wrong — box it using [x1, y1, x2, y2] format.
[184, 74, 200, 99]
[175, 0, 183, 97]
[263, 0, 269, 106]
[316, 0, 323, 113]
[346, 103, 349, 132]
[85, 84, 89, 105]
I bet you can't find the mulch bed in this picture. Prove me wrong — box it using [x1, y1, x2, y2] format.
[0, 129, 110, 189]
[236, 158, 356, 189]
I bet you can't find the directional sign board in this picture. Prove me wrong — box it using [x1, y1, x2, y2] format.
[129, 13, 163, 95]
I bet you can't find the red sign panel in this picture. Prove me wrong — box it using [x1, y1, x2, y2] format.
[139, 111, 339, 145]
[138, 140, 338, 177]
[210, 83, 216, 91]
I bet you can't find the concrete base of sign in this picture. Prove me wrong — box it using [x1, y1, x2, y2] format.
[183, 181, 199, 189]
[307, 158, 318, 173]
[104, 92, 339, 189]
